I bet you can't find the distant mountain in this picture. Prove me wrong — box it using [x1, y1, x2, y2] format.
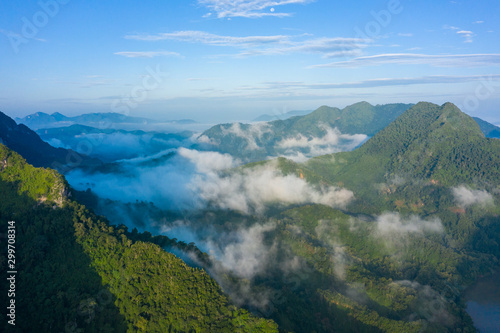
[15, 111, 157, 130]
[0, 111, 101, 171]
[16, 111, 197, 131]
[37, 124, 195, 162]
[253, 110, 312, 122]
[199, 102, 413, 162]
[473, 116, 500, 138]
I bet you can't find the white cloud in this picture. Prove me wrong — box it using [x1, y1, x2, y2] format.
[456, 30, 475, 43]
[178, 147, 239, 173]
[375, 212, 444, 236]
[221, 122, 272, 150]
[125, 30, 290, 45]
[190, 160, 354, 214]
[451, 186, 494, 208]
[311, 53, 500, 68]
[114, 51, 182, 58]
[125, 30, 369, 59]
[197, 0, 315, 18]
[207, 223, 276, 279]
[277, 125, 367, 161]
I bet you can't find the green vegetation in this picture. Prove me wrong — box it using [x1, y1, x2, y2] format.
[200, 102, 413, 161]
[2, 102, 499, 332]
[0, 143, 278, 333]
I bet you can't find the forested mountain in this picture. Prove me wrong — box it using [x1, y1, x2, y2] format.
[0, 143, 278, 332]
[198, 102, 413, 162]
[473, 116, 500, 138]
[0, 111, 101, 171]
[194, 102, 497, 332]
[305, 102, 500, 209]
[2, 102, 499, 332]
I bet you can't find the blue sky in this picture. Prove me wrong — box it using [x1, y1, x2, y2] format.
[1, 0, 500, 123]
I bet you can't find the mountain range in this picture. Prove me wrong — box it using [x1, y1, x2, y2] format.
[1, 102, 499, 332]
[15, 111, 196, 131]
[198, 102, 414, 161]
[0, 111, 101, 171]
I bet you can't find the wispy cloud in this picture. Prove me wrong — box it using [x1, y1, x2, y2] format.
[311, 53, 500, 68]
[456, 30, 474, 43]
[126, 30, 290, 45]
[197, 0, 315, 18]
[398, 33, 413, 37]
[444, 25, 475, 42]
[126, 30, 369, 58]
[114, 51, 182, 58]
[262, 74, 500, 90]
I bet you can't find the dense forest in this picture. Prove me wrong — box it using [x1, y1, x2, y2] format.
[1, 102, 499, 332]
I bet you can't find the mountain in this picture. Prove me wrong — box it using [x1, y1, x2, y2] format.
[306, 102, 500, 202]
[253, 110, 312, 122]
[207, 102, 498, 332]
[473, 116, 500, 138]
[37, 124, 195, 162]
[0, 111, 101, 171]
[198, 102, 413, 162]
[16, 111, 159, 130]
[0, 142, 278, 333]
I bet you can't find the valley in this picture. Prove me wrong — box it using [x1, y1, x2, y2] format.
[1, 102, 499, 332]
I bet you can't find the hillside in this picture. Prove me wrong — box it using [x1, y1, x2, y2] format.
[0, 143, 278, 332]
[191, 102, 498, 332]
[306, 102, 500, 201]
[198, 102, 413, 162]
[0, 111, 101, 171]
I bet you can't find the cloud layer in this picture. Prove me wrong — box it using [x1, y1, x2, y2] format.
[312, 53, 500, 68]
[67, 148, 354, 214]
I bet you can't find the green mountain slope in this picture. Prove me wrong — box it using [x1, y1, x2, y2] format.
[199, 102, 413, 162]
[306, 102, 500, 205]
[0, 143, 278, 333]
[202, 102, 497, 332]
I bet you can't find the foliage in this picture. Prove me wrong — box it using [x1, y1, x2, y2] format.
[0, 143, 278, 333]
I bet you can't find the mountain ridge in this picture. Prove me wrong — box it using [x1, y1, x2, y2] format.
[15, 111, 197, 130]
[199, 102, 413, 162]
[0, 111, 102, 171]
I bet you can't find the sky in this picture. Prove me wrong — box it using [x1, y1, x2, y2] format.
[1, 0, 500, 124]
